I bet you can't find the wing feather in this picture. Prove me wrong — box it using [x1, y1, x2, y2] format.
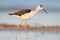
[9, 9, 31, 16]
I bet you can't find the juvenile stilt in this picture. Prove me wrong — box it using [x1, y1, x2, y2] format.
[9, 4, 48, 40]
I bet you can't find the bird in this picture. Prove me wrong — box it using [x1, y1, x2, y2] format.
[9, 4, 48, 40]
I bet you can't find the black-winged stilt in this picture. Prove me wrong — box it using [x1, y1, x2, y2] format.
[9, 4, 48, 40]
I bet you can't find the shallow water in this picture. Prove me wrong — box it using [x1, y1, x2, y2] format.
[0, 30, 60, 40]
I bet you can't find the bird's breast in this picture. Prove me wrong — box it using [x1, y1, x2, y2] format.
[20, 11, 36, 20]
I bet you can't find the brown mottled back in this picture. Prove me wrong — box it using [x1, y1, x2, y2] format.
[12, 9, 31, 16]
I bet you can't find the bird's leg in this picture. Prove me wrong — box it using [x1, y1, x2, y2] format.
[24, 20, 28, 40]
[16, 21, 23, 40]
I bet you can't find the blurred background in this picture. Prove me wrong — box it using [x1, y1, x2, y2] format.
[0, 0, 60, 40]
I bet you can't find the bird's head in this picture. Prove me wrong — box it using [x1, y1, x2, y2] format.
[37, 5, 48, 13]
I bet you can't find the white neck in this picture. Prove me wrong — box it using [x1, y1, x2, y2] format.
[35, 7, 40, 11]
[32, 6, 40, 14]
[29, 7, 40, 18]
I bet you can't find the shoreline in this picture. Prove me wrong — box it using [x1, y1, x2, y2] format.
[0, 26, 60, 31]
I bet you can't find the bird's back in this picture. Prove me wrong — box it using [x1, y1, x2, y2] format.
[12, 9, 31, 16]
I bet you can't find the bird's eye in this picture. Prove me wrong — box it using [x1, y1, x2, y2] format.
[40, 5, 43, 8]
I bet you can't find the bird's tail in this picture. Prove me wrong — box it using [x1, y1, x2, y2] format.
[8, 13, 14, 15]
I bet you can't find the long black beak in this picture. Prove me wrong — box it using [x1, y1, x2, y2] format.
[43, 9, 48, 13]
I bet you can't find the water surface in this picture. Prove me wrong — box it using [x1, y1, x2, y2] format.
[0, 30, 60, 40]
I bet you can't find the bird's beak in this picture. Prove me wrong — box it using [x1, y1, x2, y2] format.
[43, 8, 48, 13]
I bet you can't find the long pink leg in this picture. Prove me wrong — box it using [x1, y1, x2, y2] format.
[24, 21, 28, 40]
[16, 21, 23, 40]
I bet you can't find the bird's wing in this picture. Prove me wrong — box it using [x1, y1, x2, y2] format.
[10, 9, 31, 16]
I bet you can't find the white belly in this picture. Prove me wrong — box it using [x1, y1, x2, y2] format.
[12, 11, 37, 20]
[21, 13, 33, 20]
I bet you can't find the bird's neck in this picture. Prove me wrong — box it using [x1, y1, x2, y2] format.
[32, 7, 40, 14]
[28, 7, 40, 18]
[35, 6, 40, 11]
